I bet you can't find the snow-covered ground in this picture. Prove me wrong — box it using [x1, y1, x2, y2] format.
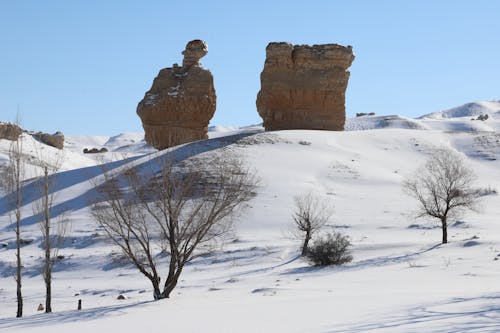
[1, 100, 500, 332]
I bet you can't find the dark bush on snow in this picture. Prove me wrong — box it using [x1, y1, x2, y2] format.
[306, 232, 353, 266]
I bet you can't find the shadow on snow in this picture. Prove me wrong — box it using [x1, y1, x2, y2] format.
[0, 132, 258, 232]
[325, 293, 500, 333]
[0, 300, 153, 330]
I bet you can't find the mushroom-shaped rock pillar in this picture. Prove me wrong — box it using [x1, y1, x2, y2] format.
[137, 40, 216, 150]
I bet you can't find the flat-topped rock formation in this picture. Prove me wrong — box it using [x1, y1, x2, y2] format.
[256, 42, 355, 131]
[137, 40, 216, 150]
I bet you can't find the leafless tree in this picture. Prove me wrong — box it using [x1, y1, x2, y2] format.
[91, 150, 257, 300]
[32, 145, 67, 313]
[403, 147, 478, 244]
[2, 118, 25, 317]
[292, 193, 332, 256]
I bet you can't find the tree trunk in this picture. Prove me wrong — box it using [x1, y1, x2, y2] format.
[43, 169, 52, 313]
[441, 218, 448, 244]
[15, 180, 22, 318]
[45, 275, 52, 313]
[152, 278, 165, 300]
[16, 235, 22, 318]
[162, 267, 183, 299]
[301, 230, 311, 256]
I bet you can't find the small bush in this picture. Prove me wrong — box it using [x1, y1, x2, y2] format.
[306, 232, 353, 266]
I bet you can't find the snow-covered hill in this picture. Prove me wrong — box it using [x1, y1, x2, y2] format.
[347, 100, 500, 132]
[420, 100, 500, 119]
[1, 101, 500, 332]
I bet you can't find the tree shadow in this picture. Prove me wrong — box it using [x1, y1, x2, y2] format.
[324, 293, 500, 333]
[230, 252, 303, 278]
[1, 132, 259, 232]
[0, 155, 140, 218]
[0, 300, 153, 330]
[280, 243, 441, 275]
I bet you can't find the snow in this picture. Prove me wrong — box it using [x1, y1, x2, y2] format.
[143, 93, 159, 105]
[1, 100, 500, 332]
[420, 100, 500, 119]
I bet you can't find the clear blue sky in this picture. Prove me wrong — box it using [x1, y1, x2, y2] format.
[1, 1, 499, 135]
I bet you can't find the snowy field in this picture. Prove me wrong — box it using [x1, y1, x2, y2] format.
[1, 100, 500, 332]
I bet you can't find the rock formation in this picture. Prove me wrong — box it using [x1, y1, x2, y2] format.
[0, 122, 65, 149]
[33, 131, 64, 150]
[0, 122, 22, 141]
[83, 147, 108, 154]
[256, 42, 355, 131]
[137, 40, 216, 150]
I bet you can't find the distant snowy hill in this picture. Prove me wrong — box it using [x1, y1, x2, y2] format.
[419, 100, 500, 119]
[347, 100, 500, 132]
[345, 115, 427, 131]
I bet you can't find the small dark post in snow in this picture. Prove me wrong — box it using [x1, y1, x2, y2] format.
[77, 299, 82, 310]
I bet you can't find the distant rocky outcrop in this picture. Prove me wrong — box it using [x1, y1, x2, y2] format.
[0, 122, 22, 141]
[256, 42, 355, 131]
[33, 131, 64, 150]
[0, 122, 65, 149]
[83, 147, 108, 154]
[356, 112, 376, 117]
[137, 40, 216, 150]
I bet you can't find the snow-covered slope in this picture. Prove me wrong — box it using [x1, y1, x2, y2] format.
[1, 102, 500, 332]
[347, 100, 500, 132]
[420, 100, 500, 119]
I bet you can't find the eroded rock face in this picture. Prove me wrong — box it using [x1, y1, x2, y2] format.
[33, 131, 65, 150]
[256, 42, 355, 131]
[137, 40, 216, 150]
[0, 122, 22, 141]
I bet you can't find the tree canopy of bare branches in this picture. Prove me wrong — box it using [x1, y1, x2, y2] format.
[292, 193, 332, 255]
[91, 150, 257, 300]
[32, 144, 67, 313]
[403, 146, 478, 244]
[1, 120, 25, 317]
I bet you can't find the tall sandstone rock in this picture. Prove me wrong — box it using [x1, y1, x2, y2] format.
[256, 42, 355, 131]
[137, 40, 216, 150]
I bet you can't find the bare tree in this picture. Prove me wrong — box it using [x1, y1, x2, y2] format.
[403, 147, 478, 244]
[91, 150, 257, 300]
[32, 145, 66, 313]
[292, 193, 332, 256]
[2, 119, 25, 317]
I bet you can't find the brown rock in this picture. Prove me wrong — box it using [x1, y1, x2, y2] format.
[37, 303, 44, 311]
[256, 42, 355, 131]
[33, 131, 65, 150]
[182, 39, 208, 68]
[137, 40, 216, 150]
[0, 122, 22, 141]
[83, 147, 108, 154]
